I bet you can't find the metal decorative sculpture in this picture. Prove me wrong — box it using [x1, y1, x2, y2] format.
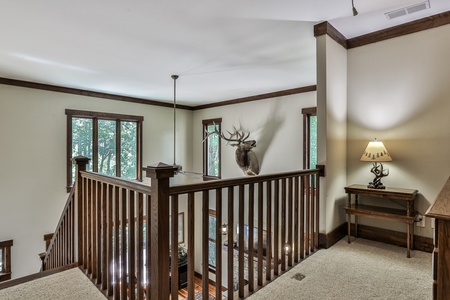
[205, 126, 260, 176]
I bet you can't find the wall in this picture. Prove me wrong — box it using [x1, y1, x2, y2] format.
[0, 84, 192, 278]
[316, 34, 348, 234]
[347, 24, 450, 238]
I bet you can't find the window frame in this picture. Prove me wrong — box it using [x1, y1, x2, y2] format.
[66, 109, 143, 192]
[202, 118, 222, 180]
[302, 107, 317, 169]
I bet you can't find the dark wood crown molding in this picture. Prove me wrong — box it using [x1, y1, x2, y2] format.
[314, 10, 450, 49]
[0, 77, 193, 110]
[314, 21, 348, 49]
[192, 85, 317, 110]
[347, 10, 450, 49]
[0, 77, 315, 111]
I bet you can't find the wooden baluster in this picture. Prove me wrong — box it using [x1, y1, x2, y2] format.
[305, 175, 310, 256]
[106, 184, 114, 297]
[288, 177, 293, 267]
[101, 183, 107, 289]
[281, 178, 286, 271]
[188, 192, 195, 300]
[171, 195, 179, 300]
[128, 190, 136, 300]
[120, 188, 127, 300]
[238, 185, 245, 299]
[113, 186, 120, 300]
[215, 189, 223, 300]
[226, 187, 234, 300]
[145, 194, 151, 300]
[257, 182, 263, 286]
[266, 180, 272, 282]
[294, 176, 299, 263]
[202, 190, 210, 300]
[136, 192, 144, 300]
[314, 174, 320, 251]
[95, 181, 102, 285]
[300, 176, 305, 260]
[248, 183, 254, 292]
[273, 179, 279, 276]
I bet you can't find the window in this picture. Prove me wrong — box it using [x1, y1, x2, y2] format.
[302, 107, 317, 169]
[202, 118, 222, 179]
[208, 210, 217, 271]
[66, 109, 143, 190]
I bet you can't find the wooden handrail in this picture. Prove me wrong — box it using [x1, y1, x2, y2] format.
[425, 176, 450, 299]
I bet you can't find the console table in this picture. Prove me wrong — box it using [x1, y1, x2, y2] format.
[344, 184, 418, 258]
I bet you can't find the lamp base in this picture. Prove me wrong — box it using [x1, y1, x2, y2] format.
[367, 181, 386, 189]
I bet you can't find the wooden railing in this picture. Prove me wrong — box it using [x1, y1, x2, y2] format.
[43, 157, 322, 299]
[426, 176, 450, 300]
[41, 187, 77, 271]
[0, 239, 13, 282]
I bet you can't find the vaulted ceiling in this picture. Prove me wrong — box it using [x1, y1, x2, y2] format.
[1, 0, 449, 106]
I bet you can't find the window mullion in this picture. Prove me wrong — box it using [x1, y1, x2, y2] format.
[116, 120, 121, 177]
[93, 118, 99, 173]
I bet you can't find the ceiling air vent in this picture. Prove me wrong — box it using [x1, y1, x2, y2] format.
[385, 0, 430, 20]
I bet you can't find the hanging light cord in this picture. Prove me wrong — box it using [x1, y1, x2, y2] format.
[171, 75, 179, 166]
[352, 0, 358, 16]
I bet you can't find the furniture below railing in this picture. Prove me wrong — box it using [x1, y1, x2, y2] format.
[426, 176, 450, 300]
[0, 239, 13, 282]
[344, 184, 418, 258]
[42, 156, 322, 299]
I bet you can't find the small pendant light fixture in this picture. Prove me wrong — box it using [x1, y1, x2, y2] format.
[352, 0, 358, 16]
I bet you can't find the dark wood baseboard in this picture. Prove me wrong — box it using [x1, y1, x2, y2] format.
[319, 223, 433, 253]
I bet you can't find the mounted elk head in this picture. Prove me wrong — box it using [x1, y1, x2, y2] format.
[204, 126, 260, 176]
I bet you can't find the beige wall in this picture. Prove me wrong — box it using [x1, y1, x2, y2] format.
[0, 84, 192, 278]
[316, 34, 348, 233]
[347, 24, 450, 237]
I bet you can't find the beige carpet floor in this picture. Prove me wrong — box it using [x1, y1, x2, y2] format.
[0, 237, 432, 300]
[248, 237, 432, 300]
[0, 267, 107, 300]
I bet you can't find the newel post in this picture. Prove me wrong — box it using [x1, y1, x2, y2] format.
[72, 156, 90, 266]
[143, 162, 177, 300]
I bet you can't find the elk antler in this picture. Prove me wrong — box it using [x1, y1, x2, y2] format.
[202, 125, 250, 146]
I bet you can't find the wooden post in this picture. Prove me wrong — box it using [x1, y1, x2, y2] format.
[143, 162, 177, 300]
[73, 156, 90, 266]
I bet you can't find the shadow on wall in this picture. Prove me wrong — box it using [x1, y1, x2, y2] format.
[252, 103, 285, 172]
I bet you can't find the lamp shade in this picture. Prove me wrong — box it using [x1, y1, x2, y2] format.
[360, 138, 392, 162]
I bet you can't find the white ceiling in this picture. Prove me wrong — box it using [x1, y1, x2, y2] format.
[0, 0, 449, 106]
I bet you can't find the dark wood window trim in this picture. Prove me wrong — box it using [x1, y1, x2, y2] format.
[0, 239, 13, 282]
[302, 107, 317, 169]
[202, 118, 222, 180]
[66, 109, 143, 192]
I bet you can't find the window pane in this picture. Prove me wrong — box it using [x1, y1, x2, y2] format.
[207, 124, 220, 177]
[72, 118, 93, 181]
[309, 116, 317, 169]
[121, 121, 137, 179]
[98, 120, 117, 176]
[208, 240, 216, 266]
[209, 215, 217, 240]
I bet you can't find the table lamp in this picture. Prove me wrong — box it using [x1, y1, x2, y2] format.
[360, 138, 392, 189]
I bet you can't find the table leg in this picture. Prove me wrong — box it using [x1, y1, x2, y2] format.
[347, 213, 351, 243]
[407, 223, 411, 258]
